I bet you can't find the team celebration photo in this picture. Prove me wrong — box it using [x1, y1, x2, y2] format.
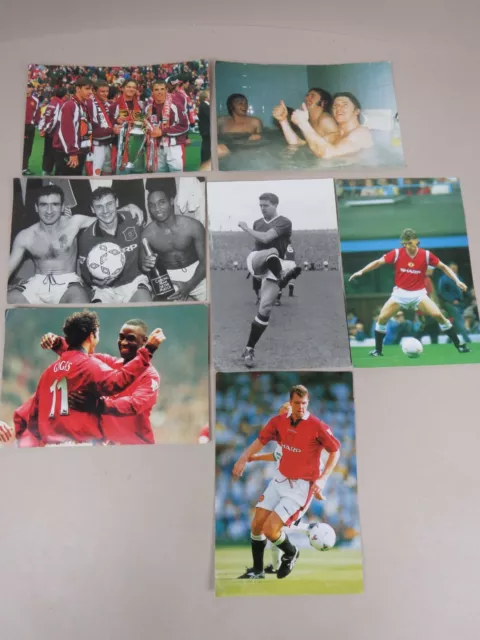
[215, 370, 363, 597]
[337, 177, 480, 367]
[23, 62, 210, 177]
[0, 305, 209, 447]
[208, 178, 351, 371]
[215, 60, 404, 172]
[8, 176, 207, 305]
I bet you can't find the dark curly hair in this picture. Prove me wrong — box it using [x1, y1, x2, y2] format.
[63, 310, 99, 348]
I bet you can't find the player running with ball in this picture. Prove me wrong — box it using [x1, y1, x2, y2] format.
[349, 228, 471, 356]
[232, 384, 340, 580]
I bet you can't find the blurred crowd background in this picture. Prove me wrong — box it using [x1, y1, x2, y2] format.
[215, 372, 361, 548]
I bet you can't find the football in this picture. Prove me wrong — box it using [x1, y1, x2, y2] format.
[86, 243, 126, 281]
[401, 337, 423, 358]
[308, 522, 336, 551]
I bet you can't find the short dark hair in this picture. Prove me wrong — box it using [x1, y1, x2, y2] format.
[124, 79, 137, 87]
[152, 80, 167, 90]
[333, 92, 362, 111]
[145, 177, 177, 200]
[226, 93, 247, 116]
[35, 184, 65, 205]
[94, 80, 109, 91]
[63, 310, 99, 348]
[91, 187, 116, 203]
[308, 87, 333, 112]
[289, 385, 309, 400]
[75, 76, 92, 89]
[400, 228, 418, 243]
[259, 193, 279, 206]
[123, 319, 148, 334]
[54, 87, 67, 99]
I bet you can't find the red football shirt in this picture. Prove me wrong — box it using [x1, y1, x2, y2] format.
[258, 412, 340, 482]
[93, 353, 160, 445]
[383, 247, 440, 291]
[28, 346, 153, 444]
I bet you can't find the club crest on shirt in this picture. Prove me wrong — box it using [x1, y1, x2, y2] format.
[408, 262, 414, 267]
[123, 227, 138, 242]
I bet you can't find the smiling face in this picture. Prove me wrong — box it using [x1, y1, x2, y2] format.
[152, 83, 167, 104]
[117, 324, 147, 361]
[232, 96, 248, 116]
[124, 81, 137, 100]
[36, 194, 64, 225]
[305, 90, 322, 110]
[91, 193, 118, 226]
[333, 96, 359, 124]
[96, 86, 109, 102]
[147, 190, 174, 223]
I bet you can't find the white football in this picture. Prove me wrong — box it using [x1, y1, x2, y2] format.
[87, 242, 126, 281]
[308, 522, 336, 551]
[401, 337, 423, 359]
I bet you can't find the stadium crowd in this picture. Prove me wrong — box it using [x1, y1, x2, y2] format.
[215, 374, 361, 547]
[336, 177, 459, 199]
[24, 63, 210, 176]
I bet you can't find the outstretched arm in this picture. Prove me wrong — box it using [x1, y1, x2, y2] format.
[349, 257, 386, 281]
[273, 100, 304, 146]
[437, 262, 468, 292]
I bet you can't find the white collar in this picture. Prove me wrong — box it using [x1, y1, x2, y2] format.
[260, 214, 279, 225]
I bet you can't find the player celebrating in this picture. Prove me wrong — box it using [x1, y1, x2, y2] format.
[239, 193, 302, 368]
[233, 384, 340, 579]
[78, 187, 152, 304]
[53, 76, 93, 176]
[38, 87, 67, 176]
[26, 311, 165, 446]
[115, 79, 145, 173]
[349, 228, 471, 356]
[86, 81, 121, 176]
[145, 80, 190, 173]
[40, 318, 161, 445]
[140, 179, 207, 301]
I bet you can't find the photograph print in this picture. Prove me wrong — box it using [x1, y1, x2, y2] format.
[337, 177, 480, 367]
[208, 178, 351, 371]
[8, 176, 207, 305]
[215, 370, 363, 597]
[215, 60, 403, 172]
[0, 305, 209, 448]
[23, 61, 210, 177]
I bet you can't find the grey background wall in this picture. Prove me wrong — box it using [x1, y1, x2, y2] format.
[1, 1, 480, 639]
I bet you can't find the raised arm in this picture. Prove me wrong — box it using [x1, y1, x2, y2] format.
[349, 257, 386, 281]
[8, 231, 28, 280]
[238, 222, 279, 244]
[273, 101, 304, 146]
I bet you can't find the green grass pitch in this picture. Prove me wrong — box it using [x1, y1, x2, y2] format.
[215, 546, 364, 597]
[351, 342, 480, 368]
[26, 129, 203, 175]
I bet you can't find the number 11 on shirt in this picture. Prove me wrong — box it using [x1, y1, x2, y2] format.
[49, 377, 69, 417]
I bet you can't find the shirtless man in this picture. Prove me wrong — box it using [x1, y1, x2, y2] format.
[8, 184, 94, 304]
[8, 184, 144, 305]
[140, 179, 207, 301]
[273, 88, 339, 147]
[217, 93, 262, 142]
[290, 91, 373, 159]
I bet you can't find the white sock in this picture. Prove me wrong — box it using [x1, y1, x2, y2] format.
[270, 545, 282, 570]
[375, 322, 387, 333]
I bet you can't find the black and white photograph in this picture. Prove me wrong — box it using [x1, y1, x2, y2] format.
[8, 176, 207, 305]
[208, 178, 351, 371]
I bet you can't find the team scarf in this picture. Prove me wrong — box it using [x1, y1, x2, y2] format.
[92, 96, 113, 131]
[116, 94, 143, 171]
[145, 93, 174, 172]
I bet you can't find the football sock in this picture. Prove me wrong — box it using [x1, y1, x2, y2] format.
[270, 544, 282, 571]
[440, 323, 463, 347]
[374, 322, 387, 353]
[251, 533, 267, 573]
[266, 255, 283, 279]
[247, 315, 268, 348]
[273, 531, 296, 556]
[288, 284, 294, 296]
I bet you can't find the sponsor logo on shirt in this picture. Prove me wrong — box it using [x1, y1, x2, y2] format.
[123, 243, 138, 253]
[282, 444, 302, 453]
[400, 267, 422, 275]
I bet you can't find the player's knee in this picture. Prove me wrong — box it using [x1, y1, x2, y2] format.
[7, 289, 28, 304]
[62, 284, 91, 303]
[263, 518, 281, 541]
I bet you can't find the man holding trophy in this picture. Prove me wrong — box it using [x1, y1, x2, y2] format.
[145, 80, 190, 173]
[115, 79, 147, 174]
